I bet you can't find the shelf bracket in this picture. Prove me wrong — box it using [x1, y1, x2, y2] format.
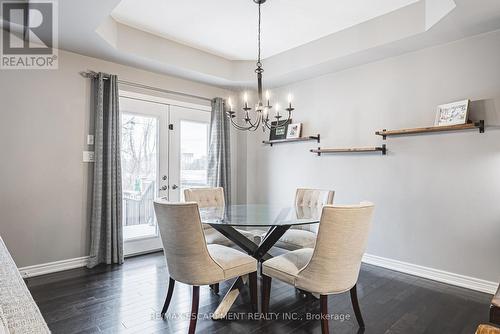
[476, 120, 485, 133]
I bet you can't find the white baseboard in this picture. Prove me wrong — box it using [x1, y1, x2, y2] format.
[362, 253, 498, 294]
[19, 256, 89, 278]
[17, 253, 498, 295]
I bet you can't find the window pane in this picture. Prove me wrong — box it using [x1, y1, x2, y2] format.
[121, 113, 158, 240]
[180, 121, 209, 200]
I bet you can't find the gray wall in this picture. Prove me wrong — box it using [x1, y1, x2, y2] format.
[0, 48, 235, 267]
[244, 30, 500, 282]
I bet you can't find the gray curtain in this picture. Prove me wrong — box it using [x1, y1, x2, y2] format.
[88, 73, 124, 268]
[208, 97, 231, 206]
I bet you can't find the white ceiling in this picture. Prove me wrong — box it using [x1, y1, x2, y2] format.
[111, 0, 419, 60]
[53, 0, 500, 88]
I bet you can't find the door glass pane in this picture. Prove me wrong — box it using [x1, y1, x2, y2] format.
[121, 113, 158, 240]
[180, 121, 209, 200]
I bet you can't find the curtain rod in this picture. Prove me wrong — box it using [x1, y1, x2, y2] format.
[79, 70, 213, 102]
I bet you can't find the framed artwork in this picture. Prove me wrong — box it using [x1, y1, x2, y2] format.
[269, 119, 292, 141]
[434, 100, 470, 126]
[286, 123, 302, 139]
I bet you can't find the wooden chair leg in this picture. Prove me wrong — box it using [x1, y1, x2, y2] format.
[249, 271, 258, 313]
[350, 284, 365, 329]
[261, 274, 272, 314]
[188, 286, 200, 334]
[161, 277, 175, 318]
[210, 283, 219, 294]
[320, 294, 329, 334]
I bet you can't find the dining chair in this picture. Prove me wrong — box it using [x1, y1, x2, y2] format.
[274, 188, 334, 251]
[261, 202, 374, 334]
[184, 187, 260, 246]
[153, 200, 258, 334]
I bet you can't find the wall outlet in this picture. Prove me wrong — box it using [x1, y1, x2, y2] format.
[83, 151, 95, 163]
[87, 134, 94, 145]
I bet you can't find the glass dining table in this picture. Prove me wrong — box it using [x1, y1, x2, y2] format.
[198, 204, 322, 319]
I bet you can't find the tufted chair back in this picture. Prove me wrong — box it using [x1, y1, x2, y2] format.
[184, 188, 225, 230]
[184, 187, 225, 209]
[153, 200, 225, 285]
[294, 188, 334, 232]
[295, 203, 374, 295]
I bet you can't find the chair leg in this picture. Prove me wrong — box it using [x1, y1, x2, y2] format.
[261, 274, 272, 314]
[249, 271, 258, 313]
[350, 284, 365, 329]
[320, 294, 329, 334]
[188, 286, 200, 334]
[161, 277, 175, 318]
[210, 283, 219, 294]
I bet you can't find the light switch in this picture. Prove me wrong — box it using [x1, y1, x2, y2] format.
[83, 151, 95, 163]
[87, 135, 94, 145]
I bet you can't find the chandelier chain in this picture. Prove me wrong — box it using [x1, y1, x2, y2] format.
[257, 2, 262, 66]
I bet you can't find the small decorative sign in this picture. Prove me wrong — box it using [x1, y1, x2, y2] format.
[435, 100, 470, 126]
[269, 119, 292, 141]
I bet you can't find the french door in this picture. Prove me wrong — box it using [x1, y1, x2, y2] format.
[119, 94, 210, 255]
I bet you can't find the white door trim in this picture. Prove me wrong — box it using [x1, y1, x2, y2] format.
[119, 90, 211, 112]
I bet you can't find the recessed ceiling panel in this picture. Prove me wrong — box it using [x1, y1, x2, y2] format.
[111, 0, 419, 60]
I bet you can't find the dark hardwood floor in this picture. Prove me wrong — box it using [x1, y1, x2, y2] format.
[26, 252, 492, 334]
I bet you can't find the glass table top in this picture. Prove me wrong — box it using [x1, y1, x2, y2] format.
[199, 204, 322, 227]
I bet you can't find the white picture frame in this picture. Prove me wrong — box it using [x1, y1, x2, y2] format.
[286, 123, 302, 139]
[434, 100, 470, 126]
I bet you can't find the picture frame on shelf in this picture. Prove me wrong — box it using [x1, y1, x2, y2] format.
[286, 123, 302, 139]
[434, 100, 470, 126]
[269, 119, 292, 141]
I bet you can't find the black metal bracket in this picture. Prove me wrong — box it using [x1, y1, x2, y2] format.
[381, 144, 387, 155]
[476, 120, 485, 133]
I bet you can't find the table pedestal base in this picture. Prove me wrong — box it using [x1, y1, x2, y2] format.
[209, 224, 291, 319]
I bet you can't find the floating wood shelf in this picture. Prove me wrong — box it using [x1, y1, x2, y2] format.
[311, 145, 387, 156]
[376, 121, 484, 140]
[263, 134, 320, 147]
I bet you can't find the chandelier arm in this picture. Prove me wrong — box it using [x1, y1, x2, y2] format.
[244, 112, 262, 129]
[229, 116, 256, 131]
[238, 107, 262, 129]
[230, 110, 263, 131]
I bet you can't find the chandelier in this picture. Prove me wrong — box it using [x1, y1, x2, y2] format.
[226, 0, 294, 132]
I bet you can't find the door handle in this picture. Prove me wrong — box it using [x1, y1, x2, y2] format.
[171, 184, 178, 190]
[160, 185, 168, 191]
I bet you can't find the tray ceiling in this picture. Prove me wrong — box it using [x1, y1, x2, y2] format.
[111, 0, 419, 60]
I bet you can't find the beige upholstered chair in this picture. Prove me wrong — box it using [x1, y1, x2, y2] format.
[262, 203, 374, 333]
[184, 187, 232, 246]
[274, 188, 334, 250]
[154, 201, 258, 334]
[476, 325, 500, 334]
[184, 187, 260, 246]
